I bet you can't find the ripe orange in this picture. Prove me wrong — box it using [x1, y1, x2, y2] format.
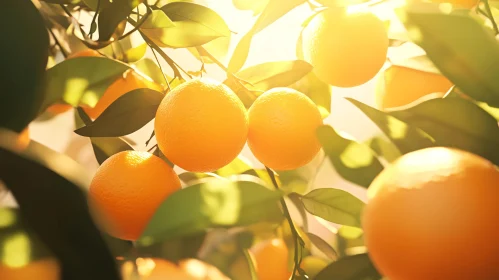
[362, 147, 499, 280]
[84, 69, 162, 119]
[376, 65, 452, 110]
[0, 258, 60, 280]
[154, 78, 248, 172]
[247, 87, 322, 171]
[301, 7, 388, 88]
[88, 151, 181, 240]
[251, 238, 291, 280]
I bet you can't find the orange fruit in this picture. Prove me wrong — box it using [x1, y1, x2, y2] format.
[88, 151, 181, 240]
[251, 239, 291, 280]
[46, 103, 72, 114]
[68, 49, 101, 59]
[15, 127, 30, 150]
[247, 87, 322, 171]
[376, 65, 452, 110]
[84, 70, 162, 119]
[362, 147, 499, 280]
[301, 7, 388, 87]
[0, 258, 60, 280]
[154, 78, 248, 172]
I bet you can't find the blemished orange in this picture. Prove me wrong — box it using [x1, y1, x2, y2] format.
[301, 7, 388, 87]
[247, 87, 322, 171]
[85, 70, 162, 119]
[376, 65, 453, 110]
[154, 78, 248, 172]
[88, 151, 181, 241]
[362, 147, 499, 280]
[251, 239, 291, 280]
[0, 258, 60, 280]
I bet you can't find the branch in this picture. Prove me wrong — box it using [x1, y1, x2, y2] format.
[483, 0, 499, 35]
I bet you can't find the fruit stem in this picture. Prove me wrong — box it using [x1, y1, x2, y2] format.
[265, 167, 305, 280]
[483, 0, 499, 34]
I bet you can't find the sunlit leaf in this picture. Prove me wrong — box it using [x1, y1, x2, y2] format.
[317, 125, 384, 188]
[42, 57, 130, 111]
[364, 135, 402, 162]
[236, 60, 313, 91]
[228, 33, 253, 73]
[75, 89, 164, 137]
[0, 129, 120, 280]
[223, 74, 259, 108]
[215, 156, 253, 177]
[347, 98, 434, 154]
[389, 54, 441, 75]
[82, 0, 112, 10]
[141, 9, 175, 29]
[138, 176, 283, 246]
[390, 97, 499, 165]
[2, 0, 49, 132]
[142, 2, 230, 48]
[290, 72, 332, 119]
[315, 253, 382, 280]
[178, 172, 216, 185]
[399, 3, 499, 107]
[301, 188, 365, 228]
[232, 0, 269, 15]
[134, 58, 170, 85]
[338, 226, 364, 240]
[98, 0, 142, 41]
[305, 232, 338, 261]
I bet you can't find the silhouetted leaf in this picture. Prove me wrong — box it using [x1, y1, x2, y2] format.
[347, 98, 434, 154]
[317, 125, 384, 188]
[315, 253, 382, 280]
[390, 97, 499, 165]
[290, 72, 332, 119]
[76, 108, 134, 164]
[305, 232, 338, 261]
[301, 188, 365, 228]
[98, 0, 141, 41]
[75, 89, 164, 137]
[0, 129, 120, 280]
[1, 0, 49, 132]
[143, 2, 230, 48]
[236, 60, 313, 91]
[42, 57, 130, 111]
[138, 176, 283, 246]
[399, 3, 499, 107]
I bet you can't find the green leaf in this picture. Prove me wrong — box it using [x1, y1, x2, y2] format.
[75, 89, 164, 137]
[399, 3, 499, 107]
[390, 97, 499, 165]
[223, 74, 259, 108]
[305, 232, 339, 261]
[317, 125, 384, 188]
[178, 172, 216, 185]
[143, 2, 230, 48]
[242, 248, 259, 280]
[315, 253, 382, 280]
[138, 176, 283, 246]
[288, 192, 308, 230]
[75, 108, 134, 164]
[236, 60, 313, 91]
[390, 54, 441, 75]
[290, 72, 332, 119]
[1, 0, 49, 132]
[0, 129, 120, 280]
[347, 98, 435, 154]
[41, 0, 80, 3]
[141, 9, 175, 29]
[98, 0, 141, 41]
[215, 156, 253, 177]
[82, 0, 111, 10]
[301, 188, 365, 228]
[42, 57, 130, 111]
[364, 135, 402, 163]
[135, 58, 170, 85]
[227, 0, 306, 72]
[137, 232, 206, 262]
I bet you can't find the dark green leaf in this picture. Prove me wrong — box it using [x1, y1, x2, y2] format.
[301, 188, 365, 228]
[138, 176, 283, 246]
[98, 0, 141, 41]
[75, 89, 164, 137]
[0, 129, 120, 280]
[227, 0, 306, 72]
[390, 97, 499, 165]
[305, 232, 338, 261]
[315, 253, 382, 280]
[42, 57, 130, 111]
[399, 3, 499, 106]
[1, 0, 49, 132]
[317, 125, 384, 188]
[135, 58, 169, 85]
[143, 2, 230, 48]
[76, 108, 134, 164]
[236, 60, 313, 91]
[347, 98, 435, 154]
[137, 232, 206, 262]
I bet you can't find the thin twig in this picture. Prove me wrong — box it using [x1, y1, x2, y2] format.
[118, 11, 152, 40]
[151, 47, 171, 91]
[265, 167, 304, 280]
[47, 27, 68, 58]
[89, 0, 100, 39]
[483, 0, 499, 34]
[196, 46, 229, 72]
